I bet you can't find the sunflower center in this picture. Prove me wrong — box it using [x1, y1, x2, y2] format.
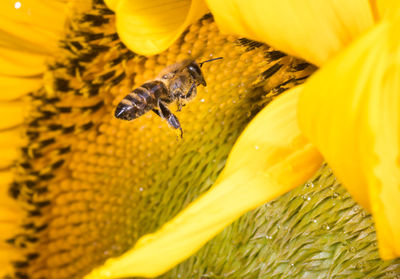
[7, 1, 315, 278]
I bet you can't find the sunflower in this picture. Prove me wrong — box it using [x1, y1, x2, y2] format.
[1, 0, 399, 278]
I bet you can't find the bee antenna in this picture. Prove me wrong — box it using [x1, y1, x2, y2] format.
[199, 57, 223, 68]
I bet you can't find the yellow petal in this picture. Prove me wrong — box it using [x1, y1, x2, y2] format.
[0, 47, 46, 76]
[115, 0, 208, 55]
[0, 128, 25, 169]
[0, 101, 26, 130]
[0, 0, 71, 77]
[84, 87, 323, 278]
[298, 19, 400, 259]
[0, 21, 58, 55]
[0, 0, 68, 53]
[0, 129, 24, 148]
[206, 0, 375, 66]
[104, 0, 118, 11]
[0, 75, 42, 100]
[0, 148, 21, 169]
[0, 0, 67, 31]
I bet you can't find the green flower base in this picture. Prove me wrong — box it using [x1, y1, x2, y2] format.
[161, 165, 400, 278]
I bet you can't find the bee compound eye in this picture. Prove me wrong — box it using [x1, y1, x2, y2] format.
[188, 65, 200, 75]
[187, 63, 204, 82]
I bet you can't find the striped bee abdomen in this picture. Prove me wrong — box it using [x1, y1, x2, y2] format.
[114, 80, 168, 121]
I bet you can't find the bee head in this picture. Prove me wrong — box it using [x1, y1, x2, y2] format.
[187, 62, 206, 87]
[114, 102, 135, 120]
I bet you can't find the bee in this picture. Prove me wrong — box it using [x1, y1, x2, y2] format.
[114, 57, 223, 137]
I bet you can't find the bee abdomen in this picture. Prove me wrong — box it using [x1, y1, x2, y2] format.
[140, 80, 168, 99]
[114, 81, 168, 121]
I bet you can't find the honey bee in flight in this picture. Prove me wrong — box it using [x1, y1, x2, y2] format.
[114, 57, 223, 137]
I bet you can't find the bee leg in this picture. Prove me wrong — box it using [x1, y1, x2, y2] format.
[180, 81, 197, 100]
[158, 101, 183, 138]
[152, 108, 162, 117]
[176, 101, 185, 112]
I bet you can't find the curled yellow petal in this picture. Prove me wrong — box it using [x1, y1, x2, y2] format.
[115, 0, 208, 55]
[84, 87, 323, 278]
[298, 18, 400, 259]
[376, 0, 400, 19]
[206, 0, 374, 66]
